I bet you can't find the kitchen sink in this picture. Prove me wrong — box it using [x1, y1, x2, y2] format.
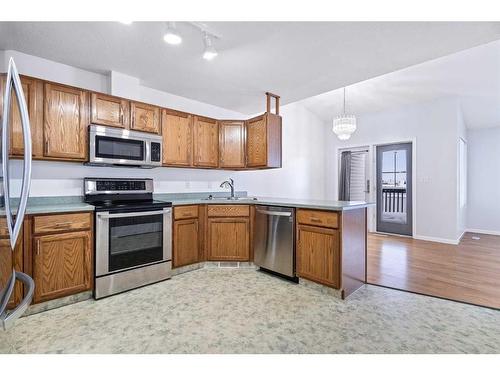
[202, 196, 258, 201]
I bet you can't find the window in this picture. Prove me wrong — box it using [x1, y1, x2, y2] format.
[459, 138, 467, 209]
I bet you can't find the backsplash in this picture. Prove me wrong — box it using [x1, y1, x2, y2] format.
[9, 160, 240, 197]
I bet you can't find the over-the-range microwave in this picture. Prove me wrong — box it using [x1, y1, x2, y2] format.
[87, 124, 162, 168]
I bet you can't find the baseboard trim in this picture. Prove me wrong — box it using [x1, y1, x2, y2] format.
[467, 228, 500, 236]
[413, 235, 459, 245]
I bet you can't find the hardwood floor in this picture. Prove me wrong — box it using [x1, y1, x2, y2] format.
[367, 232, 500, 309]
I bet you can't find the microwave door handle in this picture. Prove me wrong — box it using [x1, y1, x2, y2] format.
[2, 58, 32, 249]
[1, 271, 35, 330]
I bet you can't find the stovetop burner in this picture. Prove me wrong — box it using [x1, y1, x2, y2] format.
[83, 178, 172, 212]
[90, 199, 171, 212]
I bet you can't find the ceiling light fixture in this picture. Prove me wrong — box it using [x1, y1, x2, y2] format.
[119, 21, 133, 25]
[332, 87, 357, 140]
[202, 32, 218, 61]
[163, 22, 182, 45]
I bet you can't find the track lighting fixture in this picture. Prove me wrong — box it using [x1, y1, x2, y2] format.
[163, 22, 182, 45]
[202, 32, 218, 61]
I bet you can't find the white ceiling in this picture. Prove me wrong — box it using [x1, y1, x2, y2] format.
[300, 39, 500, 129]
[1, 22, 500, 114]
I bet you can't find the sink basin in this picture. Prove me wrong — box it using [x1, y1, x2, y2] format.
[202, 196, 258, 201]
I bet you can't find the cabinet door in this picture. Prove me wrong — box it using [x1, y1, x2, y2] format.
[296, 224, 340, 288]
[173, 219, 199, 268]
[246, 115, 267, 167]
[219, 121, 245, 168]
[0, 76, 44, 158]
[131, 101, 160, 134]
[33, 231, 92, 303]
[91, 93, 129, 128]
[0, 232, 23, 310]
[162, 110, 192, 166]
[193, 116, 219, 168]
[44, 83, 89, 160]
[208, 218, 249, 261]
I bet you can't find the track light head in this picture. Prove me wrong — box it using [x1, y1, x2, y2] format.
[202, 32, 218, 61]
[164, 22, 182, 45]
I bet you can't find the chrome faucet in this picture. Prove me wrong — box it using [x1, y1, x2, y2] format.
[220, 178, 235, 200]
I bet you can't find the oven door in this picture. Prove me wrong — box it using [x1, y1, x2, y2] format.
[95, 208, 172, 277]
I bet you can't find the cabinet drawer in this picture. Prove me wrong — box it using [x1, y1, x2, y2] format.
[34, 212, 92, 234]
[207, 205, 250, 217]
[174, 205, 199, 220]
[296, 209, 339, 229]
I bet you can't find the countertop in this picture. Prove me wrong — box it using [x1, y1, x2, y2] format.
[162, 196, 374, 212]
[0, 196, 94, 216]
[1, 193, 373, 215]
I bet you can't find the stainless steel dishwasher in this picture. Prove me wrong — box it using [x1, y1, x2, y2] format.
[254, 205, 295, 278]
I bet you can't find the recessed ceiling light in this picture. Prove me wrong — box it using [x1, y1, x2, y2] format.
[164, 22, 182, 45]
[202, 32, 218, 61]
[119, 21, 133, 25]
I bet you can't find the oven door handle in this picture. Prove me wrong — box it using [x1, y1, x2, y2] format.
[97, 210, 170, 219]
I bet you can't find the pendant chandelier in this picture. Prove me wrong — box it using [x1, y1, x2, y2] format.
[332, 87, 357, 140]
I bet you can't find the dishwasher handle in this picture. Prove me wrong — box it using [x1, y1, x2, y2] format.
[256, 209, 292, 217]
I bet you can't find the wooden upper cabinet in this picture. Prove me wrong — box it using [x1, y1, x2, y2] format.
[296, 224, 340, 288]
[0, 75, 44, 158]
[33, 230, 92, 303]
[193, 116, 219, 168]
[44, 83, 89, 160]
[219, 121, 246, 169]
[162, 109, 192, 166]
[91, 92, 130, 128]
[130, 101, 160, 134]
[246, 113, 281, 168]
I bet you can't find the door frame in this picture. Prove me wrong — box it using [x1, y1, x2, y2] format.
[335, 138, 416, 237]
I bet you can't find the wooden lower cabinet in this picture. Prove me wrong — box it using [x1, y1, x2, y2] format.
[0, 229, 24, 310]
[173, 219, 200, 268]
[208, 218, 250, 261]
[32, 229, 92, 303]
[296, 224, 340, 288]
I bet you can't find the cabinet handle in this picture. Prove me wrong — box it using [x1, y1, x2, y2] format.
[36, 239, 41, 256]
[119, 106, 124, 124]
[45, 140, 49, 153]
[54, 222, 73, 227]
[310, 217, 321, 223]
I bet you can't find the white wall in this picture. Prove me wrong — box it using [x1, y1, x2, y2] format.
[236, 102, 328, 200]
[467, 126, 500, 235]
[457, 106, 468, 238]
[1, 50, 109, 92]
[3, 50, 327, 200]
[325, 97, 464, 243]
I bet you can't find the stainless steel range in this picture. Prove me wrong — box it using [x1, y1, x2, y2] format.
[84, 178, 172, 299]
